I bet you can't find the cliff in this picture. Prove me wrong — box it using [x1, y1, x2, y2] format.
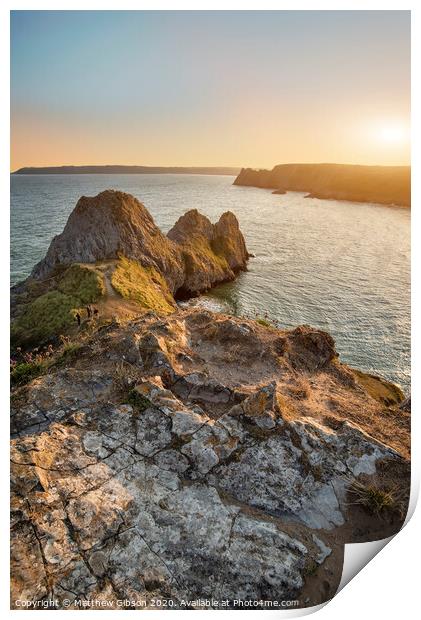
[12, 190, 249, 345]
[10, 308, 409, 609]
[234, 163, 411, 207]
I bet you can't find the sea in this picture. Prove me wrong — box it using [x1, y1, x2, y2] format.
[10, 173, 411, 392]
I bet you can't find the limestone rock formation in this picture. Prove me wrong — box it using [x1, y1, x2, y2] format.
[31, 190, 184, 287]
[168, 209, 249, 296]
[10, 309, 410, 609]
[11, 191, 249, 345]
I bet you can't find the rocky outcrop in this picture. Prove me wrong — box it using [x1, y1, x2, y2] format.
[168, 209, 249, 297]
[31, 192, 248, 294]
[12, 191, 249, 345]
[10, 309, 410, 609]
[31, 190, 185, 288]
[234, 163, 411, 207]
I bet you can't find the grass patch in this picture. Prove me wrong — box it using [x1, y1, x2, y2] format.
[11, 264, 105, 347]
[11, 336, 85, 387]
[11, 290, 82, 346]
[256, 318, 272, 328]
[351, 369, 404, 406]
[52, 342, 83, 367]
[57, 263, 105, 303]
[111, 256, 176, 314]
[303, 558, 319, 577]
[113, 361, 140, 394]
[181, 238, 229, 279]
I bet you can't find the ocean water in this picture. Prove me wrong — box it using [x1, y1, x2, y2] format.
[10, 174, 410, 392]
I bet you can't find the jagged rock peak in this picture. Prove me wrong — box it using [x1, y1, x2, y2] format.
[29, 190, 250, 299]
[168, 209, 249, 296]
[167, 208, 215, 243]
[31, 190, 184, 289]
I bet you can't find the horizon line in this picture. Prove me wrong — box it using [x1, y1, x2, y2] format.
[11, 161, 412, 174]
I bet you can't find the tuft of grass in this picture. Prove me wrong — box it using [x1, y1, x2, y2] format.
[52, 342, 82, 367]
[348, 479, 398, 516]
[111, 256, 176, 314]
[10, 361, 45, 386]
[126, 388, 153, 412]
[113, 361, 139, 394]
[351, 369, 404, 406]
[303, 558, 319, 576]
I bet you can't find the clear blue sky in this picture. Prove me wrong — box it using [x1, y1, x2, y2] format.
[11, 10, 411, 169]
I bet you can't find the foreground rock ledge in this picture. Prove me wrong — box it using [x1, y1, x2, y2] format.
[10, 308, 409, 609]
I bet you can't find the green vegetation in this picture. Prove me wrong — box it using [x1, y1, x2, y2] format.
[11, 290, 81, 346]
[111, 256, 175, 314]
[10, 336, 84, 387]
[303, 558, 319, 577]
[52, 342, 82, 367]
[57, 263, 105, 302]
[126, 388, 153, 412]
[183, 238, 229, 275]
[11, 264, 105, 346]
[256, 317, 272, 328]
[10, 361, 45, 386]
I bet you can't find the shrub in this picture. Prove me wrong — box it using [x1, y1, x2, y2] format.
[52, 342, 82, 367]
[113, 360, 139, 394]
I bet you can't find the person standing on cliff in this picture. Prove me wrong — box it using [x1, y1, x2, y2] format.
[75, 312, 81, 327]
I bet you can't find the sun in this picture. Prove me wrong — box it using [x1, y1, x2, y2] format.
[378, 123, 408, 145]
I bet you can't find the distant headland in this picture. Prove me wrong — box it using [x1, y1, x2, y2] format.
[234, 163, 411, 207]
[12, 165, 240, 176]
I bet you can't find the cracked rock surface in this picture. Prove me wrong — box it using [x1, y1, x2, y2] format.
[10, 309, 410, 609]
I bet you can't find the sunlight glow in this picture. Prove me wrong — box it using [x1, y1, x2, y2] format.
[378, 123, 409, 145]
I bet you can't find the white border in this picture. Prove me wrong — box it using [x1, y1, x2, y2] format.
[2, 3, 418, 619]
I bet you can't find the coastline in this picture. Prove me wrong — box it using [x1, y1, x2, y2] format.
[233, 163, 411, 207]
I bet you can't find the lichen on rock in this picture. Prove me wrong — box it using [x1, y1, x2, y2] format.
[10, 307, 410, 609]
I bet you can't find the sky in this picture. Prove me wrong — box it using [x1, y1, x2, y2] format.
[10, 10, 411, 170]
